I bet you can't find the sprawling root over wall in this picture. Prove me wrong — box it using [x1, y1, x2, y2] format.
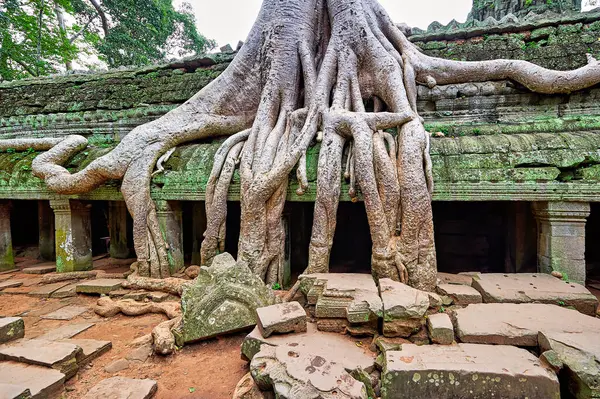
[5, 0, 600, 291]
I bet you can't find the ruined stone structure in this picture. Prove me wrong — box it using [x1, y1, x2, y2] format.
[1, 4, 600, 287]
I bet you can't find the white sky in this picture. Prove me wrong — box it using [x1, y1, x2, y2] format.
[187, 0, 473, 48]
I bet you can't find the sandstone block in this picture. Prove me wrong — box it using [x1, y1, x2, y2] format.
[0, 383, 31, 399]
[381, 344, 560, 399]
[82, 377, 157, 399]
[0, 339, 83, 378]
[256, 301, 306, 338]
[0, 362, 65, 398]
[41, 305, 88, 321]
[471, 273, 598, 316]
[181, 253, 277, 343]
[22, 265, 55, 275]
[0, 317, 24, 344]
[427, 313, 454, 345]
[76, 279, 125, 295]
[436, 284, 482, 305]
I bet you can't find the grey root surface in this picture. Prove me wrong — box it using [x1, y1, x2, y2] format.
[3, 0, 600, 291]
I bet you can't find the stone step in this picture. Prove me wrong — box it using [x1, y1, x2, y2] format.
[60, 339, 111, 365]
[76, 279, 125, 295]
[40, 305, 89, 321]
[0, 281, 22, 291]
[436, 283, 482, 305]
[82, 377, 157, 399]
[0, 383, 31, 399]
[36, 323, 95, 341]
[471, 273, 598, 316]
[0, 361, 65, 399]
[22, 265, 55, 275]
[28, 283, 70, 298]
[50, 283, 79, 298]
[0, 318, 24, 345]
[381, 344, 560, 399]
[0, 340, 83, 379]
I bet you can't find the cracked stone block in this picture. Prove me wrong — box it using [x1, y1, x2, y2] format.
[257, 301, 307, 338]
[82, 377, 157, 399]
[381, 344, 560, 399]
[61, 339, 112, 364]
[454, 303, 600, 347]
[0, 317, 24, 344]
[471, 273, 598, 316]
[0, 339, 84, 379]
[379, 279, 429, 338]
[0, 383, 30, 399]
[436, 284, 482, 305]
[300, 274, 382, 335]
[76, 279, 125, 295]
[0, 361, 65, 398]
[181, 253, 277, 343]
[50, 283, 79, 298]
[28, 282, 70, 298]
[426, 313, 454, 345]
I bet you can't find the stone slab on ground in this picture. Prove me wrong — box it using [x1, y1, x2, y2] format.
[427, 313, 454, 345]
[61, 339, 111, 364]
[472, 273, 599, 316]
[0, 361, 65, 399]
[539, 331, 600, 398]
[0, 281, 22, 291]
[454, 303, 600, 347]
[436, 284, 482, 305]
[0, 318, 24, 344]
[36, 323, 95, 341]
[0, 339, 83, 378]
[41, 305, 88, 321]
[82, 377, 157, 399]
[22, 265, 55, 275]
[256, 302, 306, 338]
[104, 359, 130, 374]
[181, 253, 277, 343]
[381, 344, 560, 399]
[379, 279, 428, 338]
[242, 322, 376, 372]
[437, 272, 473, 286]
[0, 383, 31, 399]
[50, 283, 79, 298]
[76, 279, 125, 295]
[25, 302, 68, 318]
[28, 282, 70, 298]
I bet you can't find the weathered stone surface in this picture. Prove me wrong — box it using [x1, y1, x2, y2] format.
[126, 344, 152, 363]
[251, 344, 368, 399]
[28, 282, 70, 298]
[181, 253, 277, 343]
[383, 319, 424, 339]
[300, 274, 382, 336]
[381, 344, 560, 399]
[40, 305, 88, 321]
[0, 340, 83, 378]
[76, 279, 125, 295]
[427, 313, 454, 345]
[472, 273, 599, 316]
[104, 359, 130, 374]
[427, 292, 443, 308]
[539, 331, 600, 399]
[454, 303, 600, 346]
[61, 339, 111, 364]
[379, 279, 428, 338]
[36, 323, 94, 341]
[257, 302, 306, 338]
[242, 323, 376, 372]
[437, 273, 472, 286]
[0, 383, 31, 399]
[436, 284, 482, 305]
[0, 317, 24, 344]
[82, 377, 157, 399]
[0, 362, 65, 399]
[0, 281, 22, 290]
[50, 283, 79, 298]
[22, 265, 55, 275]
[233, 372, 274, 399]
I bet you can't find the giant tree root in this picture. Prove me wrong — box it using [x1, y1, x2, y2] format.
[122, 262, 190, 296]
[94, 296, 182, 355]
[40, 270, 128, 284]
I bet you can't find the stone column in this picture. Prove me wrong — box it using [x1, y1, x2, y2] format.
[50, 199, 93, 273]
[532, 201, 590, 285]
[0, 201, 14, 272]
[108, 201, 130, 259]
[38, 200, 55, 261]
[191, 202, 207, 266]
[156, 200, 184, 274]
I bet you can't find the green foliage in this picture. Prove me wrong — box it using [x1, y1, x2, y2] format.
[525, 0, 533, 6]
[271, 282, 282, 290]
[0, 0, 215, 81]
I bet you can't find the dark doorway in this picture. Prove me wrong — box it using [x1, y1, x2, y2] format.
[329, 202, 372, 273]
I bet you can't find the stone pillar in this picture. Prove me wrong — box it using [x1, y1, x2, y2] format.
[50, 199, 93, 273]
[532, 201, 590, 285]
[0, 201, 14, 271]
[38, 200, 55, 261]
[191, 202, 207, 266]
[108, 201, 130, 259]
[156, 200, 184, 274]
